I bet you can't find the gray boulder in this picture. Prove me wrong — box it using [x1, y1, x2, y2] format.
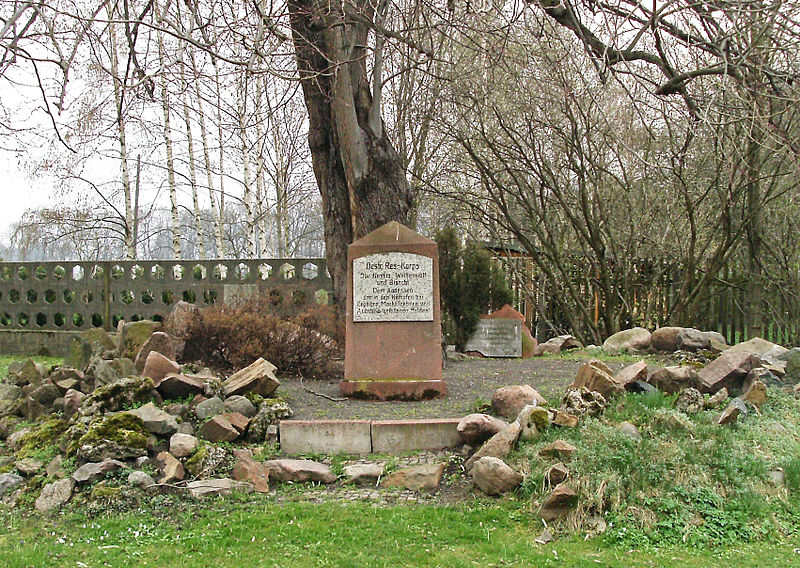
[263, 459, 337, 484]
[72, 458, 124, 484]
[602, 327, 651, 353]
[224, 395, 258, 418]
[194, 396, 225, 420]
[457, 413, 509, 445]
[676, 328, 711, 351]
[471, 456, 523, 495]
[0, 472, 24, 495]
[185, 478, 254, 498]
[129, 402, 179, 436]
[34, 478, 75, 512]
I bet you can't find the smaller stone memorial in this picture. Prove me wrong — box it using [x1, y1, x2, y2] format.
[464, 319, 522, 358]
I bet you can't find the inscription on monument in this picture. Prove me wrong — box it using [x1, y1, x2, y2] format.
[353, 252, 433, 322]
[463, 319, 522, 357]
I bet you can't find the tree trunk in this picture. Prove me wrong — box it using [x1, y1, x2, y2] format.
[108, 19, 136, 259]
[288, 0, 413, 317]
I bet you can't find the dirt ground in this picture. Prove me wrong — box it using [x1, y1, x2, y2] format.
[278, 353, 639, 421]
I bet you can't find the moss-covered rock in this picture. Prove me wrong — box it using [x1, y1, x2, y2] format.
[246, 399, 293, 442]
[68, 412, 149, 461]
[185, 444, 231, 477]
[15, 418, 69, 458]
[80, 376, 158, 416]
[119, 320, 162, 360]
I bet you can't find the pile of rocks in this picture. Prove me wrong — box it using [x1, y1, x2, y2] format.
[453, 334, 798, 524]
[0, 304, 305, 511]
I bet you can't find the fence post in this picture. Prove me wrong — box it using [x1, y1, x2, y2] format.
[103, 261, 111, 331]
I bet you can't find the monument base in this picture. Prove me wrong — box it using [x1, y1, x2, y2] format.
[339, 379, 447, 401]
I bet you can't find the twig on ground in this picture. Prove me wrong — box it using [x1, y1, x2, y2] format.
[299, 375, 348, 402]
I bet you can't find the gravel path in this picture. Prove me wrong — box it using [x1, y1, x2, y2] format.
[279, 354, 634, 421]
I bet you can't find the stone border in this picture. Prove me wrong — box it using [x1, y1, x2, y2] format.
[277, 418, 462, 455]
[279, 420, 372, 455]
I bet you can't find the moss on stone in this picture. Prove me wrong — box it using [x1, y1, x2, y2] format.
[91, 484, 124, 499]
[529, 407, 551, 431]
[16, 418, 69, 458]
[184, 444, 209, 476]
[80, 376, 157, 415]
[67, 412, 148, 456]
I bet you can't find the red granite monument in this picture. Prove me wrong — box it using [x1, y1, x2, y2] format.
[341, 221, 445, 400]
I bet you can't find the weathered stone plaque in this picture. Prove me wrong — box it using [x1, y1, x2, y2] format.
[352, 252, 433, 322]
[463, 319, 522, 358]
[343, 222, 445, 400]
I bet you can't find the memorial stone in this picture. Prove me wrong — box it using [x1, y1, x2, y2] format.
[342, 222, 445, 400]
[463, 319, 522, 357]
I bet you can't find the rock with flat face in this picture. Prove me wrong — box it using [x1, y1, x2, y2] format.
[169, 433, 198, 458]
[569, 360, 624, 399]
[539, 483, 578, 521]
[157, 373, 205, 400]
[119, 320, 162, 359]
[186, 478, 254, 498]
[723, 337, 785, 358]
[199, 415, 240, 443]
[129, 402, 179, 436]
[717, 398, 748, 425]
[165, 301, 200, 338]
[538, 440, 577, 461]
[457, 414, 509, 445]
[343, 463, 385, 484]
[704, 387, 729, 409]
[615, 361, 649, 388]
[491, 385, 547, 418]
[602, 328, 651, 353]
[142, 352, 181, 385]
[35, 478, 75, 512]
[697, 352, 760, 394]
[223, 358, 280, 398]
[155, 451, 185, 483]
[648, 366, 700, 394]
[232, 454, 271, 493]
[465, 421, 522, 472]
[263, 459, 337, 484]
[380, 463, 446, 491]
[135, 332, 186, 371]
[471, 457, 523, 496]
[742, 380, 767, 407]
[72, 458, 124, 484]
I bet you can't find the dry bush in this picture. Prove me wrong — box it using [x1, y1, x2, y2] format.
[183, 295, 339, 377]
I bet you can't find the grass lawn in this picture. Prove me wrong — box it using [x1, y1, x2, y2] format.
[1, 501, 798, 568]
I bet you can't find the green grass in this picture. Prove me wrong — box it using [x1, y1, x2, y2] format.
[1, 501, 798, 567]
[0, 355, 63, 378]
[513, 390, 800, 548]
[538, 349, 661, 364]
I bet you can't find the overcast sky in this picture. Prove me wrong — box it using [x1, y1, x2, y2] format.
[0, 151, 48, 231]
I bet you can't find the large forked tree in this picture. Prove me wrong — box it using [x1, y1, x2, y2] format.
[288, 0, 414, 315]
